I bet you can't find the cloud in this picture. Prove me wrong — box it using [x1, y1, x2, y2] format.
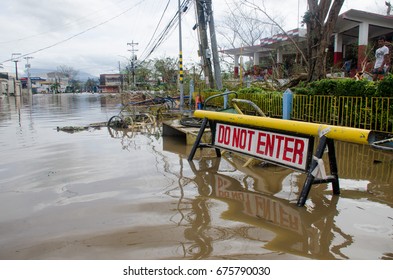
[0, 0, 386, 77]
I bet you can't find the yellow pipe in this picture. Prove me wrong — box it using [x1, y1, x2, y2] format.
[193, 110, 373, 145]
[232, 103, 244, 115]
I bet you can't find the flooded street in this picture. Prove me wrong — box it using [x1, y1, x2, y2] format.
[0, 93, 393, 260]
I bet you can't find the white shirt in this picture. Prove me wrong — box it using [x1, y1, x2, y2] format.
[374, 45, 389, 69]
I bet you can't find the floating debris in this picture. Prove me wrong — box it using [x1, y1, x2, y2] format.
[56, 126, 89, 133]
[57, 122, 108, 133]
[89, 122, 108, 128]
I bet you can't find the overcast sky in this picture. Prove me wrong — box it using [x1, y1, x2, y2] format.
[0, 0, 386, 77]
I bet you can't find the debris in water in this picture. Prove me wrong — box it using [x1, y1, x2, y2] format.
[57, 126, 89, 133]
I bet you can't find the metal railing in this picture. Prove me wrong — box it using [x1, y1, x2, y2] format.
[199, 92, 393, 134]
[292, 95, 393, 134]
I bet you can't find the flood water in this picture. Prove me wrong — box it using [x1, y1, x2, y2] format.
[0, 93, 393, 260]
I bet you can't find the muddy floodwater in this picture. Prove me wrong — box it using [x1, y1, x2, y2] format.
[0, 93, 393, 260]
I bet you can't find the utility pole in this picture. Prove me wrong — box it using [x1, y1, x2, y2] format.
[118, 61, 123, 92]
[11, 53, 21, 80]
[11, 53, 21, 96]
[127, 41, 138, 89]
[206, 0, 222, 90]
[178, 0, 184, 112]
[24, 56, 33, 95]
[0, 64, 6, 96]
[196, 0, 214, 88]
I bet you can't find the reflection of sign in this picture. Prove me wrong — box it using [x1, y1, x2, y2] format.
[214, 174, 303, 235]
[214, 123, 311, 171]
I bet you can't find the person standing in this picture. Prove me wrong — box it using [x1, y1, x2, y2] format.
[372, 36, 390, 81]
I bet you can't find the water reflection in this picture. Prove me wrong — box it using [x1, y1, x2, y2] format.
[0, 93, 392, 260]
[163, 135, 393, 260]
[107, 125, 162, 151]
[186, 156, 347, 259]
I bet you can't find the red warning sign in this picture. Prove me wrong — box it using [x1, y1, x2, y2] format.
[214, 123, 312, 171]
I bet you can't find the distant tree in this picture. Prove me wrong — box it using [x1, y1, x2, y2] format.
[217, 1, 282, 49]
[302, 0, 345, 81]
[242, 0, 344, 82]
[56, 65, 79, 80]
[216, 1, 284, 76]
[84, 78, 98, 92]
[153, 57, 178, 86]
[50, 82, 60, 93]
[237, 0, 308, 79]
[68, 79, 81, 92]
[135, 60, 153, 86]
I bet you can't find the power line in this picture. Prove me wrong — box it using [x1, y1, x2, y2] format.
[1, 0, 146, 64]
[139, 0, 172, 60]
[0, 0, 135, 45]
[139, 0, 193, 63]
[127, 41, 139, 87]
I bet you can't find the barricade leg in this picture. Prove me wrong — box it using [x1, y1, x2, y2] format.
[327, 138, 340, 195]
[209, 120, 221, 157]
[297, 136, 327, 206]
[188, 118, 209, 161]
[297, 136, 340, 206]
[188, 118, 221, 161]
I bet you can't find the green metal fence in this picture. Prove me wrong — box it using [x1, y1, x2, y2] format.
[200, 91, 393, 134]
[292, 95, 393, 134]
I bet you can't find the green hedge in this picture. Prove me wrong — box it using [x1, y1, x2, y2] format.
[293, 74, 393, 97]
[201, 75, 393, 98]
[197, 76, 393, 133]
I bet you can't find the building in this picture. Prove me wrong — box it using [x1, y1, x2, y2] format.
[0, 72, 22, 96]
[20, 77, 48, 94]
[46, 72, 69, 93]
[0, 72, 10, 95]
[222, 9, 393, 78]
[333, 9, 393, 71]
[99, 74, 124, 93]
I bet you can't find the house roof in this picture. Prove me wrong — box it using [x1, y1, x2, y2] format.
[222, 9, 393, 57]
[221, 28, 307, 57]
[337, 9, 393, 30]
[259, 28, 307, 47]
[100, 74, 123, 77]
[335, 9, 393, 42]
[220, 45, 270, 57]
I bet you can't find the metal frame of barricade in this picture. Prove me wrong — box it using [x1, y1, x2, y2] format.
[188, 113, 359, 207]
